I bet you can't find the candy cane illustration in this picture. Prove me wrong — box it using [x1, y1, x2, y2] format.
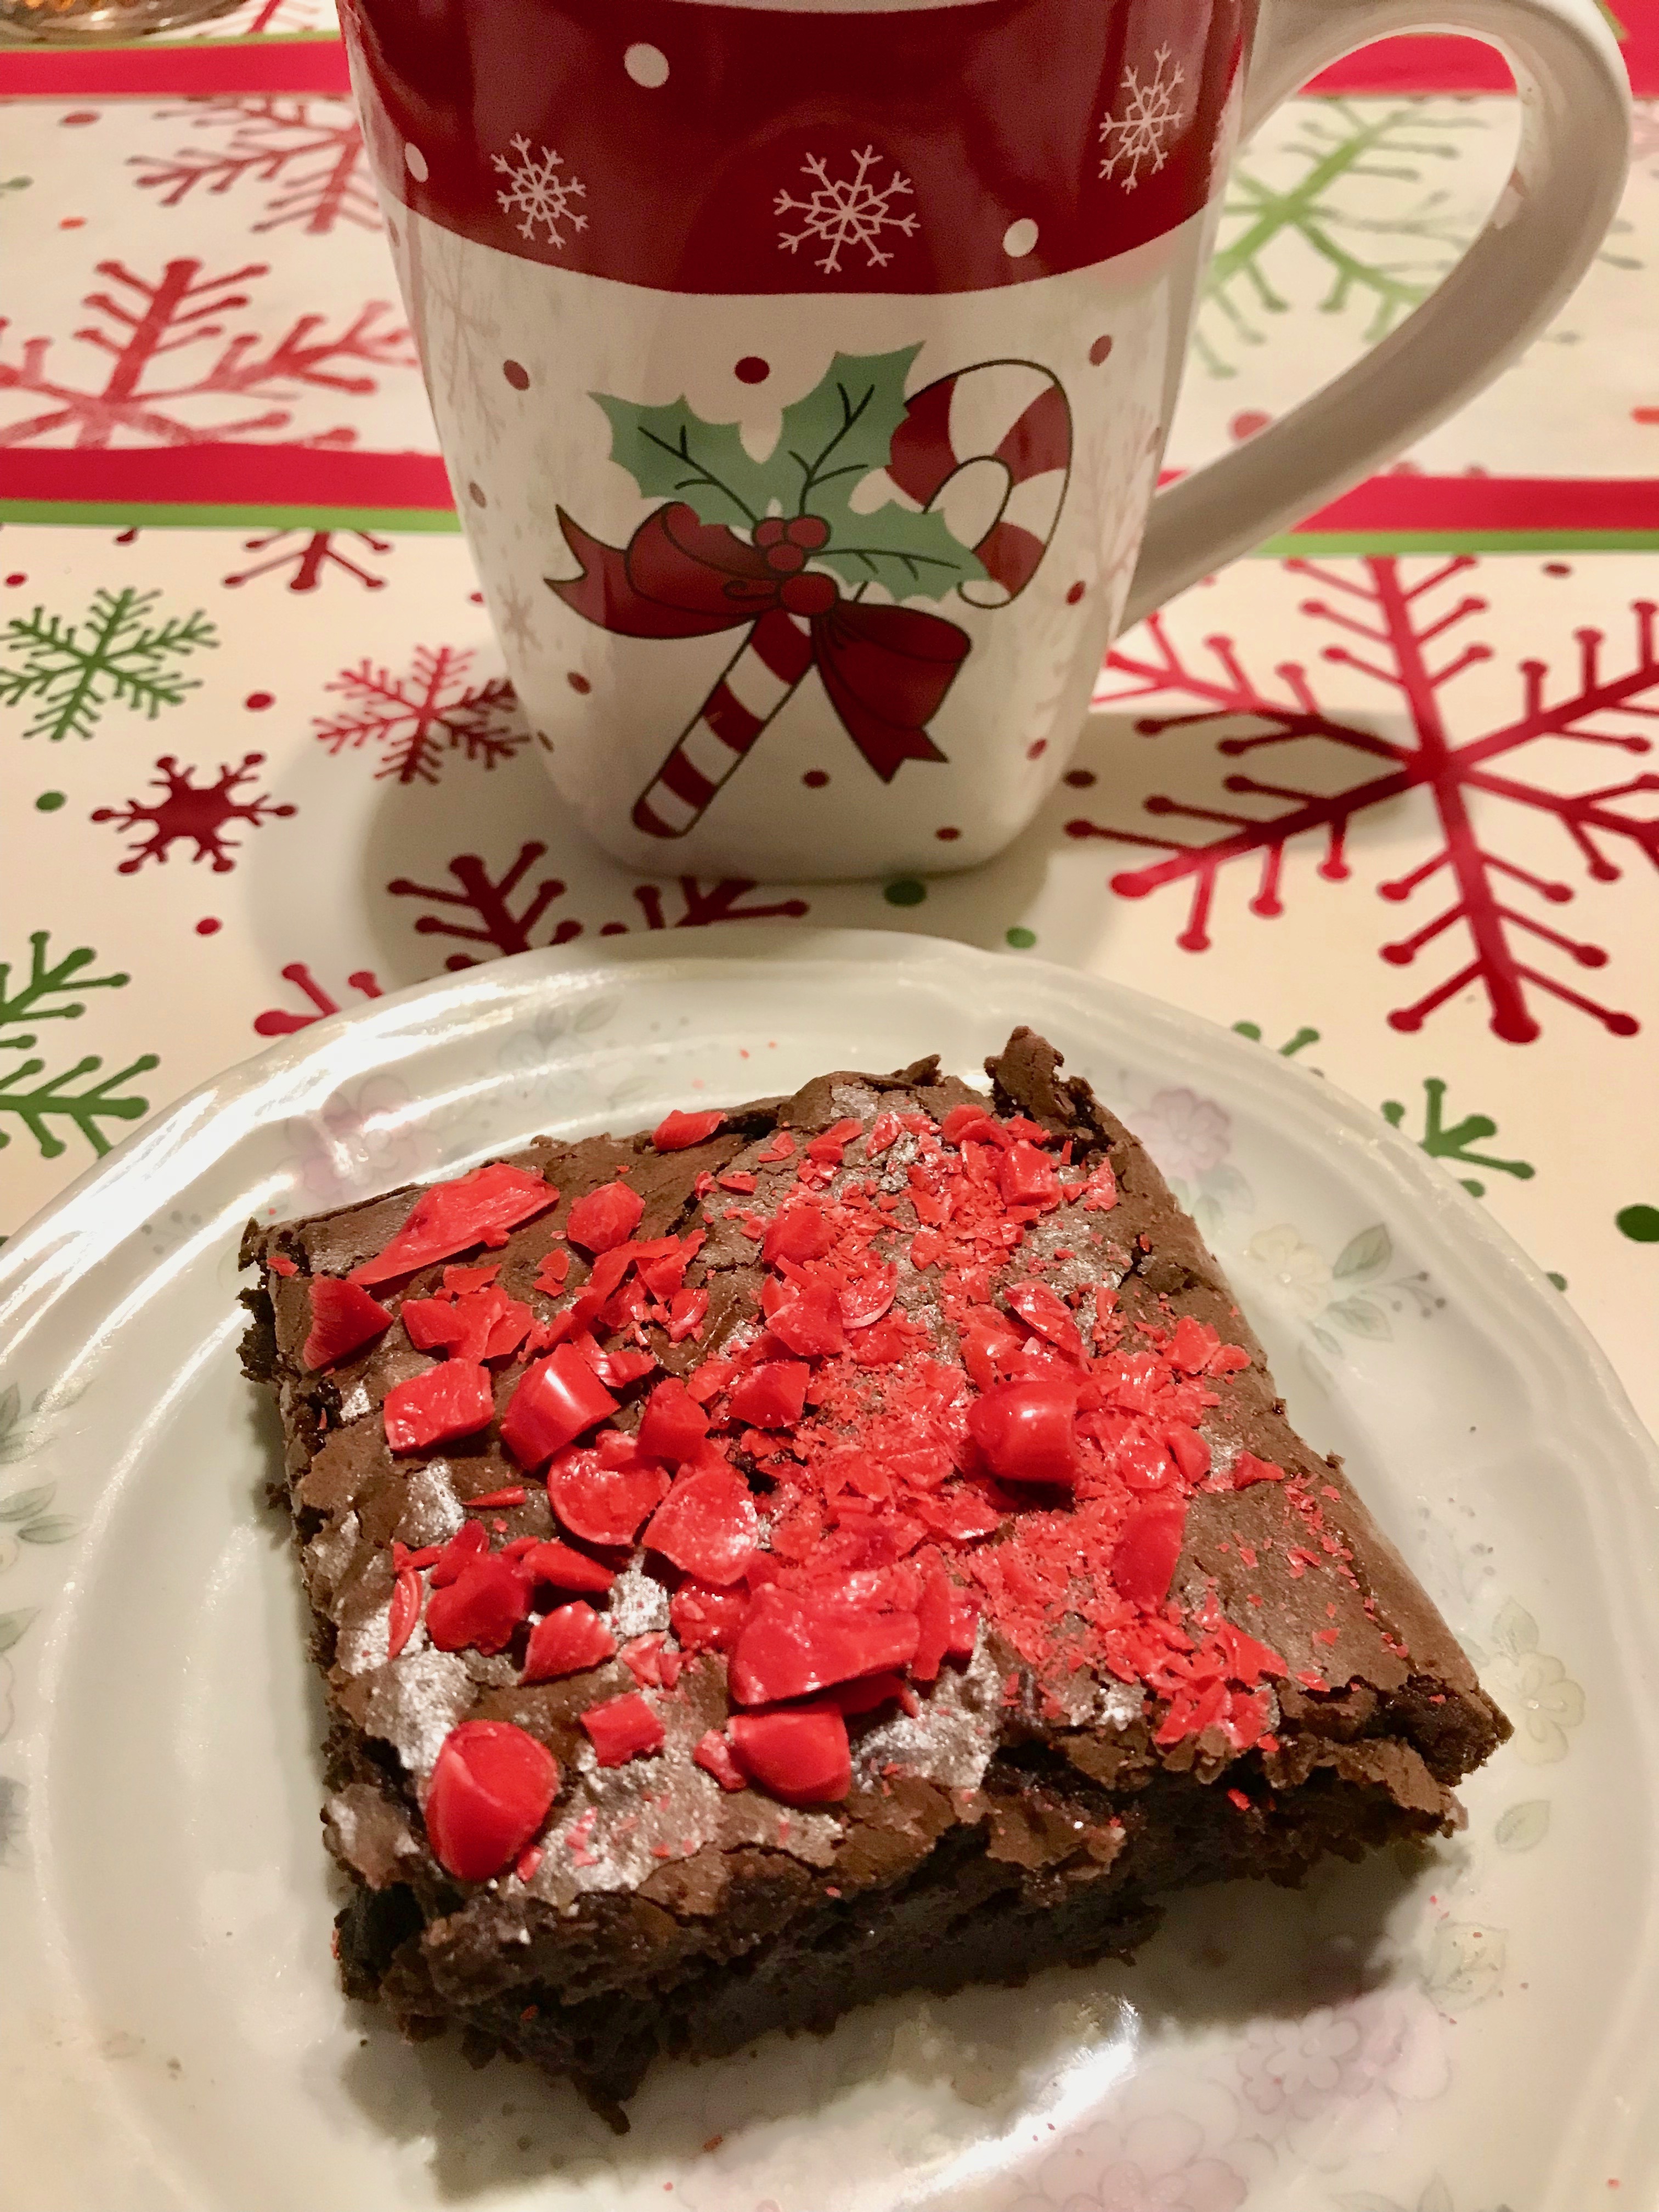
[546, 349, 1072, 840]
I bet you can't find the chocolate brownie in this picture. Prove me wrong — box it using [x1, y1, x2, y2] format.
[239, 1029, 1508, 2124]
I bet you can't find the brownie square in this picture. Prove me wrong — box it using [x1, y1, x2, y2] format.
[240, 1028, 1507, 2123]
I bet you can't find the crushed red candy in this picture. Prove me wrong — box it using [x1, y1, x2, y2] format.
[425, 1553, 533, 1655]
[968, 1379, 1079, 1486]
[464, 1486, 528, 1511]
[729, 1707, 851, 1805]
[302, 1278, 392, 1370]
[387, 1566, 422, 1660]
[519, 1539, 615, 1596]
[637, 1378, 710, 1463]
[652, 1108, 725, 1151]
[427, 1520, 488, 1587]
[667, 1286, 710, 1342]
[547, 1440, 669, 1547]
[692, 1729, 747, 1791]
[729, 1591, 921, 1705]
[522, 1601, 616, 1683]
[267, 1251, 298, 1277]
[424, 1719, 558, 1882]
[566, 1179, 645, 1254]
[669, 1582, 748, 1653]
[728, 1361, 810, 1429]
[383, 1360, 494, 1453]
[1111, 1498, 1188, 1609]
[644, 1462, 759, 1586]
[582, 1692, 665, 1766]
[349, 1163, 557, 1287]
[502, 1344, 619, 1468]
[1233, 1452, 1286, 1489]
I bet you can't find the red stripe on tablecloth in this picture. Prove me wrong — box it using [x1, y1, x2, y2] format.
[5, 449, 1659, 540]
[0, 445, 452, 510]
[0, 36, 351, 98]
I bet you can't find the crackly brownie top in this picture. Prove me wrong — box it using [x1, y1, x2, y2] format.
[242, 1028, 1500, 1929]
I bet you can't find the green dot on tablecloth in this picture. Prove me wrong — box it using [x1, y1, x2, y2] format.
[1006, 926, 1037, 949]
[35, 791, 66, 811]
[1616, 1204, 1659, 1244]
[884, 879, 927, 908]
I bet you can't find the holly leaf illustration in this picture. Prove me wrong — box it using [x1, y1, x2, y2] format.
[595, 395, 781, 529]
[776, 346, 920, 514]
[813, 493, 988, 601]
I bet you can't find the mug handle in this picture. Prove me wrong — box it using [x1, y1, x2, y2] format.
[1122, 0, 1630, 628]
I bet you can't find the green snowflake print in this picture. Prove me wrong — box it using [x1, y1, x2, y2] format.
[598, 346, 986, 600]
[1, 585, 217, 742]
[0, 931, 158, 1160]
[1197, 103, 1481, 377]
[1381, 1077, 1535, 1198]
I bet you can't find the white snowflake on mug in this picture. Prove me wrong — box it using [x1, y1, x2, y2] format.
[1098, 45, 1188, 189]
[775, 145, 918, 275]
[491, 133, 586, 247]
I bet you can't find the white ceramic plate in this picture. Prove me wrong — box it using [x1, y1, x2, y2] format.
[2, 928, 1656, 2212]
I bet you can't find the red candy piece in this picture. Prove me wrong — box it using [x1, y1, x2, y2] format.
[940, 1104, 1005, 1148]
[1004, 1280, 1085, 1363]
[519, 1539, 616, 1596]
[581, 1692, 664, 1766]
[566, 1179, 645, 1254]
[729, 1707, 850, 1805]
[652, 1108, 725, 1152]
[693, 1729, 747, 1791]
[727, 1361, 809, 1430]
[667, 1286, 710, 1342]
[427, 1520, 487, 1587]
[1113, 1498, 1188, 1609]
[825, 1669, 906, 1713]
[302, 1278, 392, 1370]
[387, 1566, 422, 1660]
[669, 1582, 748, 1654]
[916, 1490, 1005, 1544]
[637, 1378, 710, 1464]
[501, 1345, 618, 1468]
[767, 1280, 847, 1359]
[761, 1203, 832, 1266]
[911, 1554, 955, 1684]
[729, 1595, 919, 1705]
[842, 1266, 899, 1328]
[425, 1553, 533, 1655]
[1165, 1425, 1211, 1482]
[1168, 1314, 1220, 1374]
[349, 1164, 557, 1287]
[967, 1379, 1079, 1486]
[547, 1443, 668, 1548]
[267, 1251, 298, 1278]
[521, 1600, 616, 1683]
[644, 1464, 759, 1586]
[1232, 1452, 1286, 1489]
[998, 1141, 1059, 1208]
[424, 1719, 558, 1882]
[532, 1247, 571, 1295]
[383, 1360, 494, 1453]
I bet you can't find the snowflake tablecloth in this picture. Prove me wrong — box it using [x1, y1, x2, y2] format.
[1, 16, 1656, 1438]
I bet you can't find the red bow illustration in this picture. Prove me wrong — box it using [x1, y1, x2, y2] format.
[548, 501, 969, 786]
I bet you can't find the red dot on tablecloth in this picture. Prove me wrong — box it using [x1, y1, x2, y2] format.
[802, 770, 830, 788]
[935, 826, 961, 842]
[1066, 581, 1085, 604]
[1065, 769, 1096, 788]
[1230, 410, 1271, 441]
[470, 590, 484, 602]
[60, 217, 86, 230]
[195, 917, 222, 937]
[4, 573, 25, 588]
[600, 921, 627, 935]
[1088, 336, 1113, 365]
[467, 481, 487, 507]
[1027, 740, 1047, 760]
[61, 110, 99, 126]
[735, 357, 770, 385]
[1544, 561, 1572, 576]
[503, 359, 530, 390]
[245, 691, 274, 710]
[567, 672, 591, 694]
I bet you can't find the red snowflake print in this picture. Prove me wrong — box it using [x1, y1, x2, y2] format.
[631, 880, 811, 930]
[385, 844, 812, 969]
[0, 257, 413, 450]
[1070, 557, 1659, 1042]
[254, 961, 383, 1036]
[387, 842, 584, 968]
[315, 645, 522, 785]
[224, 527, 392, 594]
[131, 99, 376, 236]
[92, 752, 297, 874]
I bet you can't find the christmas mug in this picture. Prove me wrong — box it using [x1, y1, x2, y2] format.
[343, 0, 1627, 881]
